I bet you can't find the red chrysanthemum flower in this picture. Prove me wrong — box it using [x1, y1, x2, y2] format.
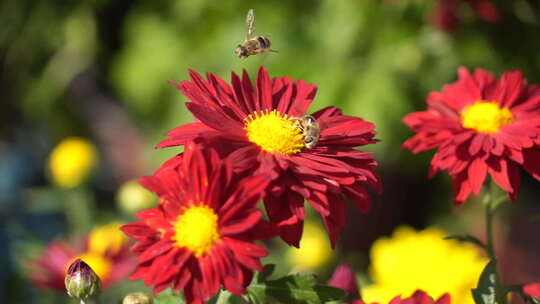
[121, 143, 274, 304]
[157, 67, 382, 247]
[359, 290, 451, 304]
[403, 67, 540, 203]
[28, 222, 134, 291]
[523, 280, 540, 300]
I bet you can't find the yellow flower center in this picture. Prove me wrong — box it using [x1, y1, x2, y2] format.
[244, 109, 305, 155]
[173, 205, 220, 257]
[461, 101, 514, 134]
[69, 252, 112, 281]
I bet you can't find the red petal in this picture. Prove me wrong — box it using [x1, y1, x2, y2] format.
[186, 102, 243, 135]
[468, 158, 487, 195]
[435, 293, 452, 304]
[220, 211, 262, 236]
[256, 67, 273, 110]
[156, 122, 215, 148]
[523, 148, 540, 181]
[523, 281, 540, 298]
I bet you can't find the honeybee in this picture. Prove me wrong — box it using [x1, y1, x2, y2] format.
[235, 9, 277, 58]
[292, 115, 321, 149]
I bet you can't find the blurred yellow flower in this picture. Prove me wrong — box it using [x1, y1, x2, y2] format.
[48, 137, 98, 188]
[116, 179, 156, 213]
[362, 226, 488, 304]
[286, 221, 334, 270]
[88, 221, 128, 256]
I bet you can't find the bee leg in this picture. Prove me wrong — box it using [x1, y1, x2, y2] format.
[287, 117, 303, 129]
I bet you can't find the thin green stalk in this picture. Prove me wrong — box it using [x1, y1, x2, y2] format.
[485, 199, 496, 260]
[483, 179, 508, 304]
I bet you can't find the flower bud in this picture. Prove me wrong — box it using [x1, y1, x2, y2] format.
[65, 258, 100, 299]
[328, 263, 360, 301]
[123, 292, 152, 304]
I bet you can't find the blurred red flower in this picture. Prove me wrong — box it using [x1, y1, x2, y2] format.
[523, 280, 540, 300]
[359, 290, 450, 304]
[121, 143, 274, 304]
[157, 67, 381, 247]
[403, 67, 540, 203]
[431, 0, 500, 31]
[28, 223, 134, 291]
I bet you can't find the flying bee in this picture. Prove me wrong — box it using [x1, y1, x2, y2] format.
[291, 115, 321, 149]
[235, 9, 277, 58]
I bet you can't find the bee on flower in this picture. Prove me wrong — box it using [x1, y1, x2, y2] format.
[157, 67, 382, 248]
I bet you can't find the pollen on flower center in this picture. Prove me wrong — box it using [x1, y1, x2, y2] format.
[173, 205, 220, 257]
[244, 109, 305, 155]
[461, 101, 514, 134]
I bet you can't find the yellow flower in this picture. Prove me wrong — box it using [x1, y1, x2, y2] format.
[116, 180, 156, 213]
[88, 222, 128, 256]
[48, 137, 98, 188]
[76, 222, 129, 281]
[362, 226, 488, 304]
[286, 221, 334, 270]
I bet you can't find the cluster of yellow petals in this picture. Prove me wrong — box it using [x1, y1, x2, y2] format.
[173, 205, 221, 257]
[244, 109, 305, 155]
[461, 101, 514, 134]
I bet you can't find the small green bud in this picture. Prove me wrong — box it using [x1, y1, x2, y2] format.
[122, 292, 152, 304]
[65, 258, 100, 299]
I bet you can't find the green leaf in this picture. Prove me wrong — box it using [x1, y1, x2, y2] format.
[256, 264, 276, 283]
[247, 273, 346, 304]
[210, 290, 249, 304]
[153, 289, 185, 304]
[444, 234, 487, 250]
[472, 260, 497, 304]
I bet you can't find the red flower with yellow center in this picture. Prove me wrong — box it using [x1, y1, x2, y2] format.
[157, 67, 381, 247]
[28, 222, 134, 291]
[121, 143, 274, 304]
[403, 67, 540, 203]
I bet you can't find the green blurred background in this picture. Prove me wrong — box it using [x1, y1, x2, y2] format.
[2, 0, 540, 303]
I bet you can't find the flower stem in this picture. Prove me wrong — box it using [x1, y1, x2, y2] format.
[483, 179, 507, 304]
[485, 197, 496, 260]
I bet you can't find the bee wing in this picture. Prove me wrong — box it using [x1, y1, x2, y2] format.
[246, 9, 255, 39]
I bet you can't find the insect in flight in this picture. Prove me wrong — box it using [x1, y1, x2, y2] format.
[292, 115, 321, 149]
[235, 9, 277, 58]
